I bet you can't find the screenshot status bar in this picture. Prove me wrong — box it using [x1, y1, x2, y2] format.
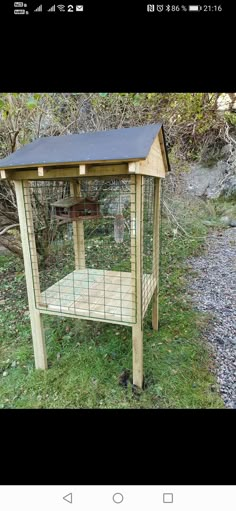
[12, 2, 224, 15]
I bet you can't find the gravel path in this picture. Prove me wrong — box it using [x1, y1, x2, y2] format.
[187, 228, 236, 408]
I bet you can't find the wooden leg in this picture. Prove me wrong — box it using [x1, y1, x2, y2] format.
[14, 180, 48, 370]
[129, 172, 144, 389]
[30, 312, 47, 369]
[152, 286, 159, 330]
[132, 323, 143, 388]
[152, 178, 161, 331]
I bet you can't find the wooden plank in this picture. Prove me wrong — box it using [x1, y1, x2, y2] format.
[130, 171, 136, 320]
[23, 182, 42, 306]
[128, 162, 139, 174]
[80, 164, 86, 175]
[70, 181, 86, 270]
[152, 178, 161, 330]
[38, 166, 45, 177]
[88, 163, 128, 174]
[143, 275, 157, 317]
[40, 269, 136, 324]
[132, 174, 143, 388]
[5, 163, 129, 181]
[158, 129, 170, 174]
[0, 159, 142, 171]
[39, 308, 134, 327]
[14, 180, 47, 369]
[141, 177, 151, 320]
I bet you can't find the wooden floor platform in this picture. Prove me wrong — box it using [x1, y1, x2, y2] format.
[39, 269, 156, 324]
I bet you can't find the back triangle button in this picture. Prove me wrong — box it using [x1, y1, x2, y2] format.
[63, 493, 72, 504]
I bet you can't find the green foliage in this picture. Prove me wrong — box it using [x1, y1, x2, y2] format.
[0, 92, 49, 157]
[0, 91, 234, 165]
[90, 92, 235, 166]
[26, 96, 38, 109]
[224, 111, 236, 126]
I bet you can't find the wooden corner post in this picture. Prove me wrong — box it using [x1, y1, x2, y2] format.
[70, 181, 86, 270]
[14, 180, 47, 370]
[152, 177, 161, 330]
[130, 171, 143, 388]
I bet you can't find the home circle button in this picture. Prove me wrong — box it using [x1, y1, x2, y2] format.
[113, 493, 124, 504]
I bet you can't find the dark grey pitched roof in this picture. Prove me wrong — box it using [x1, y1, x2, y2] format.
[0, 123, 164, 169]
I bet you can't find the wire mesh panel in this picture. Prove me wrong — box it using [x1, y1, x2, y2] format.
[23, 177, 136, 325]
[142, 176, 157, 319]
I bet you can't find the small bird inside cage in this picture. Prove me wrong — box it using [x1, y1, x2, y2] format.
[114, 214, 125, 243]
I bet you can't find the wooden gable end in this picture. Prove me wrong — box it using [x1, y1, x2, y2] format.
[138, 132, 167, 178]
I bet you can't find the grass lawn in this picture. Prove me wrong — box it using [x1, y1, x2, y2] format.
[0, 198, 225, 408]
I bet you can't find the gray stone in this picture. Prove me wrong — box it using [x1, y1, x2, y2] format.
[219, 144, 233, 158]
[183, 154, 236, 201]
[220, 216, 231, 226]
[185, 162, 226, 198]
[220, 176, 236, 200]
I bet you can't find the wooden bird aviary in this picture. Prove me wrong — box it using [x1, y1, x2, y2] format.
[0, 124, 170, 389]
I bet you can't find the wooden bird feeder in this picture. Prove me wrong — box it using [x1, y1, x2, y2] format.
[0, 123, 170, 389]
[51, 196, 100, 221]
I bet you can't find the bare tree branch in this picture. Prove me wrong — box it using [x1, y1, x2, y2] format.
[0, 224, 19, 236]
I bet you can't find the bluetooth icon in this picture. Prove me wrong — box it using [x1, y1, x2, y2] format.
[166, 4, 171, 10]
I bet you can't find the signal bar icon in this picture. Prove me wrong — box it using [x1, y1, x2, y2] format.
[48, 4, 55, 11]
[34, 4, 42, 11]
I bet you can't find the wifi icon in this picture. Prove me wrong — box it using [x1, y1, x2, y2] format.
[57, 4, 65, 10]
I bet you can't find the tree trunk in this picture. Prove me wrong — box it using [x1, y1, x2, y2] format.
[0, 235, 23, 257]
